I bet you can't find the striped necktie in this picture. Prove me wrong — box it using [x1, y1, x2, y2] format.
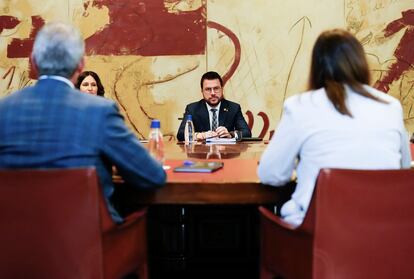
[211, 108, 218, 131]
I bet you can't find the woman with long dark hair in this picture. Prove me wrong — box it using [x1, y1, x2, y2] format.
[258, 29, 411, 225]
[75, 70, 105, 97]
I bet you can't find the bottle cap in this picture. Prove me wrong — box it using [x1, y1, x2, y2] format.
[186, 114, 192, 121]
[150, 119, 161, 128]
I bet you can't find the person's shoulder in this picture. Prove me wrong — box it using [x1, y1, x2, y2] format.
[364, 85, 400, 105]
[186, 100, 204, 109]
[361, 85, 405, 115]
[284, 88, 321, 108]
[73, 89, 113, 104]
[189, 100, 204, 106]
[222, 99, 241, 108]
[0, 86, 34, 104]
[69, 89, 117, 111]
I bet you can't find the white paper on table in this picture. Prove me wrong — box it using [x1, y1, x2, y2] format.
[205, 137, 236, 144]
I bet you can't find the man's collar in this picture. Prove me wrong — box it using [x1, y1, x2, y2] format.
[205, 101, 221, 111]
[38, 75, 74, 88]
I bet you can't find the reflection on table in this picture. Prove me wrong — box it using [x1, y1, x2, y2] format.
[164, 141, 267, 160]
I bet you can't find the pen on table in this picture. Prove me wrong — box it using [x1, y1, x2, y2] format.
[203, 133, 232, 140]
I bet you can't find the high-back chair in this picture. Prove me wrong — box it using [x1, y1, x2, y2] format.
[0, 168, 148, 279]
[259, 168, 414, 279]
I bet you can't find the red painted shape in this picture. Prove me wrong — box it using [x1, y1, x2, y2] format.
[85, 0, 206, 56]
[269, 130, 275, 140]
[7, 16, 44, 58]
[257, 111, 269, 139]
[2, 66, 16, 89]
[7, 16, 45, 79]
[207, 21, 241, 86]
[0, 16, 20, 33]
[246, 111, 271, 139]
[245, 110, 254, 130]
[374, 9, 414, 92]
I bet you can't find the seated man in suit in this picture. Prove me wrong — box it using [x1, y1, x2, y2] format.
[0, 22, 166, 223]
[177, 71, 251, 141]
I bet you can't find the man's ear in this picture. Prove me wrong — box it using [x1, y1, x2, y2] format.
[70, 57, 85, 84]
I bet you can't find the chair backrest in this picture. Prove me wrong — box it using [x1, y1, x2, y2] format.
[0, 168, 103, 279]
[313, 168, 414, 279]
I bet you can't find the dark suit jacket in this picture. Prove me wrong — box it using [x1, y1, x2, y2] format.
[177, 99, 251, 141]
[0, 78, 166, 222]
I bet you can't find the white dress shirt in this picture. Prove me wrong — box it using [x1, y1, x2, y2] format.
[206, 102, 221, 131]
[258, 85, 411, 226]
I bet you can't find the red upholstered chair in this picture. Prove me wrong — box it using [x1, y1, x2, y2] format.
[259, 168, 414, 279]
[0, 168, 148, 279]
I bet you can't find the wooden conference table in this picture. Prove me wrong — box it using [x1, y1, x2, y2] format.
[117, 141, 288, 205]
[119, 142, 414, 205]
[115, 140, 290, 279]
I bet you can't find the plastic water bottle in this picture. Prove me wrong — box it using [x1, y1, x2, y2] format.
[147, 119, 165, 164]
[184, 114, 194, 144]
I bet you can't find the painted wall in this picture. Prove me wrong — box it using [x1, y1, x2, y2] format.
[1, 0, 414, 139]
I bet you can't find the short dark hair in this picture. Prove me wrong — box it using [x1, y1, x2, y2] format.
[309, 29, 383, 116]
[200, 71, 223, 89]
[75, 71, 105, 97]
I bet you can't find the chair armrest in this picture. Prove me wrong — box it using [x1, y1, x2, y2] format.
[115, 207, 147, 231]
[100, 204, 147, 234]
[258, 206, 308, 233]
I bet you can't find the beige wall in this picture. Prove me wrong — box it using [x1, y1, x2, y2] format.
[1, 0, 414, 139]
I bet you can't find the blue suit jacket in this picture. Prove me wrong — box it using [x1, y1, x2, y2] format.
[0, 78, 166, 222]
[176, 99, 251, 141]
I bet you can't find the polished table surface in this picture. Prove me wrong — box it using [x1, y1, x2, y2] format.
[117, 141, 291, 205]
[118, 142, 414, 205]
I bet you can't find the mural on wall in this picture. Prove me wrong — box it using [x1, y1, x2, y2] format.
[373, 9, 414, 93]
[82, 0, 207, 139]
[346, 0, 414, 130]
[1, 0, 414, 139]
